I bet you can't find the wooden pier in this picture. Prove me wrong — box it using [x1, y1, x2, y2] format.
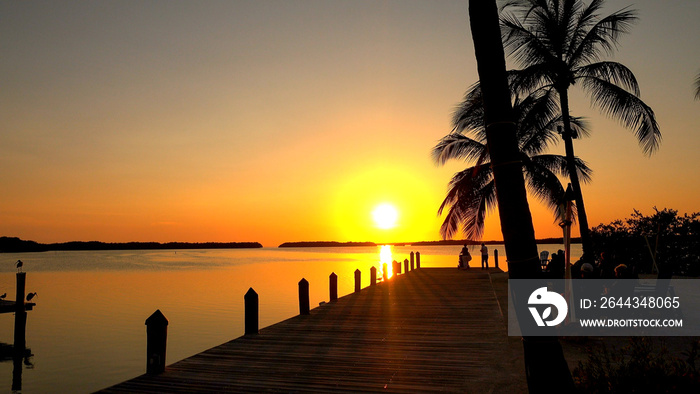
[100, 268, 526, 393]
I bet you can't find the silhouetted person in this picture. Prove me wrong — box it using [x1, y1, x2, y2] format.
[480, 243, 488, 269]
[580, 263, 595, 279]
[539, 250, 550, 271]
[545, 251, 565, 292]
[547, 251, 565, 279]
[459, 245, 472, 269]
[607, 264, 636, 297]
[598, 251, 616, 279]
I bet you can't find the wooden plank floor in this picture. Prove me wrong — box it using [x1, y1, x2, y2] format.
[99, 268, 526, 393]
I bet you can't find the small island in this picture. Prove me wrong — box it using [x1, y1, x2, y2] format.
[0, 237, 262, 253]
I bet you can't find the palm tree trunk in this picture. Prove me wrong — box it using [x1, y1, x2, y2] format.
[468, 1, 574, 392]
[468, 0, 539, 279]
[558, 88, 594, 262]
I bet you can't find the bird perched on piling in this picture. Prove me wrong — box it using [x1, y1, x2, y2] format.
[16, 260, 23, 273]
[26, 292, 37, 302]
[0, 293, 6, 300]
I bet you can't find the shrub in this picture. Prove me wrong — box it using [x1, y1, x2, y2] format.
[573, 337, 700, 393]
[591, 208, 700, 276]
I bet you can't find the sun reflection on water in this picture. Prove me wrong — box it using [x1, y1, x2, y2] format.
[378, 244, 393, 279]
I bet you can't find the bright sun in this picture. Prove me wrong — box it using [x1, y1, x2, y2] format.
[372, 203, 399, 229]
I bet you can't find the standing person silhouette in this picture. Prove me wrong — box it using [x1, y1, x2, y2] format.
[480, 243, 489, 269]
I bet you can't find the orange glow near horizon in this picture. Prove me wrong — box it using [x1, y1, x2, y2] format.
[330, 165, 443, 245]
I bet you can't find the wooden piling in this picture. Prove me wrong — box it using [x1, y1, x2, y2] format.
[299, 278, 310, 315]
[354, 269, 361, 293]
[382, 263, 388, 282]
[145, 310, 168, 375]
[13, 272, 27, 353]
[12, 351, 22, 391]
[370, 266, 377, 286]
[404, 259, 409, 273]
[494, 249, 499, 269]
[329, 273, 338, 302]
[410, 258, 414, 271]
[410, 252, 414, 268]
[244, 288, 258, 335]
[416, 252, 421, 268]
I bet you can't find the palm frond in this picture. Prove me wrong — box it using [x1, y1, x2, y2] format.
[515, 88, 561, 154]
[450, 82, 486, 135]
[566, 0, 606, 60]
[501, 11, 559, 68]
[432, 134, 488, 166]
[567, 115, 590, 138]
[438, 164, 495, 240]
[581, 75, 661, 155]
[529, 154, 593, 183]
[509, 66, 556, 97]
[522, 155, 568, 215]
[567, 5, 638, 68]
[576, 61, 640, 96]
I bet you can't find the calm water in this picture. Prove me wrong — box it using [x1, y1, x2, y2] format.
[0, 244, 580, 393]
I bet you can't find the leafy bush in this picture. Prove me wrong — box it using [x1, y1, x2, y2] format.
[591, 208, 700, 276]
[573, 337, 700, 393]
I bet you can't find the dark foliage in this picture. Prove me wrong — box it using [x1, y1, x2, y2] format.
[573, 337, 700, 393]
[591, 208, 700, 276]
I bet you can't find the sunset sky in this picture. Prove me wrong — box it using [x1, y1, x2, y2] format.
[2, 0, 699, 247]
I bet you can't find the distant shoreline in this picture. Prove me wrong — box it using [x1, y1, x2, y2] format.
[0, 237, 262, 253]
[278, 237, 581, 248]
[2, 236, 580, 253]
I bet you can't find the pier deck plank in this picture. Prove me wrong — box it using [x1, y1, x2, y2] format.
[99, 268, 526, 393]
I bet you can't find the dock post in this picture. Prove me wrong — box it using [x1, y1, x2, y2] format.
[145, 310, 168, 375]
[494, 249, 499, 269]
[410, 252, 414, 269]
[410, 258, 415, 271]
[13, 272, 27, 353]
[404, 259, 409, 273]
[329, 273, 338, 302]
[370, 266, 377, 285]
[244, 288, 259, 335]
[394, 260, 400, 276]
[382, 263, 388, 281]
[416, 252, 421, 268]
[354, 269, 361, 293]
[299, 278, 310, 315]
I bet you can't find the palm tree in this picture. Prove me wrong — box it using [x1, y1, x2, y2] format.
[433, 81, 592, 241]
[467, 1, 575, 390]
[500, 0, 662, 261]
